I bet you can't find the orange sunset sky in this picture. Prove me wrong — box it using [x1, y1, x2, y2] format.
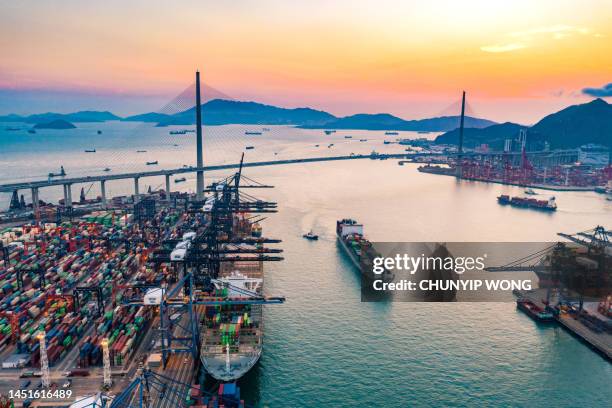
[0, 0, 611, 123]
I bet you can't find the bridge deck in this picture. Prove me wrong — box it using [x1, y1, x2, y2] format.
[0, 153, 421, 193]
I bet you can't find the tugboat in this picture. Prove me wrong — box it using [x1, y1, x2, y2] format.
[302, 230, 319, 240]
[146, 161, 158, 165]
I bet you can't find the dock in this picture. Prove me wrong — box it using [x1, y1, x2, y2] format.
[515, 289, 611, 362]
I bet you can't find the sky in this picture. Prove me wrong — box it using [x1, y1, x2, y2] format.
[0, 0, 611, 123]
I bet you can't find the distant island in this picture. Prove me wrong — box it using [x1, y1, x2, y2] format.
[33, 119, 76, 129]
[2, 97, 611, 148]
[0, 99, 493, 132]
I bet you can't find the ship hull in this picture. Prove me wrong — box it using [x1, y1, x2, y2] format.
[336, 233, 393, 282]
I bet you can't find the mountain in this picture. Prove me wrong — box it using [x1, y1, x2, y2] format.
[434, 122, 525, 148]
[301, 114, 496, 132]
[156, 99, 337, 126]
[33, 119, 76, 129]
[0, 114, 26, 122]
[122, 112, 172, 122]
[530, 98, 612, 148]
[434, 98, 612, 149]
[25, 111, 121, 123]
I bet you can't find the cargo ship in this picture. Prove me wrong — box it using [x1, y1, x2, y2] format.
[200, 223, 265, 381]
[497, 195, 557, 211]
[336, 219, 394, 282]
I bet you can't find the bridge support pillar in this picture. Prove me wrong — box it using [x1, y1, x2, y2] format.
[165, 175, 171, 199]
[63, 184, 72, 208]
[31, 187, 39, 212]
[100, 180, 107, 208]
[134, 177, 140, 202]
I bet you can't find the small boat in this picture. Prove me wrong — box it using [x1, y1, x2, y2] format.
[169, 130, 187, 135]
[245, 131, 262, 135]
[136, 150, 147, 153]
[524, 188, 537, 195]
[262, 128, 271, 131]
[385, 131, 398, 135]
[344, 136, 353, 139]
[48, 166, 66, 178]
[85, 149, 96, 153]
[324, 130, 336, 135]
[97, 130, 102, 134]
[5, 127, 21, 131]
[383, 140, 391, 144]
[173, 144, 179, 147]
[175, 177, 186, 183]
[315, 144, 319, 147]
[359, 139, 367, 142]
[328, 144, 334, 148]
[146, 161, 158, 165]
[103, 167, 111, 172]
[27, 129, 36, 134]
[303, 231, 319, 240]
[245, 146, 255, 150]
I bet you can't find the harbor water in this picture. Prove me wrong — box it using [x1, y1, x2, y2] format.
[1, 123, 611, 406]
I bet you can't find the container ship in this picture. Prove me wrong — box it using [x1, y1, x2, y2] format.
[199, 218, 265, 381]
[336, 219, 394, 282]
[497, 195, 557, 211]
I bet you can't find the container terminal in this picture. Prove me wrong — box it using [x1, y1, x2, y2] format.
[0, 162, 285, 407]
[0, 73, 286, 408]
[415, 92, 612, 192]
[486, 226, 612, 361]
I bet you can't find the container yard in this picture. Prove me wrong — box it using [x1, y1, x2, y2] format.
[0, 139, 287, 408]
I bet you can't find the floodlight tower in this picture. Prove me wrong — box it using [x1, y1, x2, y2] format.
[101, 338, 112, 388]
[38, 332, 50, 388]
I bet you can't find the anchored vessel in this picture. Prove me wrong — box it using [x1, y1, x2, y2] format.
[336, 219, 394, 282]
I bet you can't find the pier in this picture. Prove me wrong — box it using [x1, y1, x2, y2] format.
[516, 289, 611, 361]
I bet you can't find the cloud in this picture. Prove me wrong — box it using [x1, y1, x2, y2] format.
[480, 42, 526, 53]
[582, 83, 612, 98]
[481, 25, 599, 53]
